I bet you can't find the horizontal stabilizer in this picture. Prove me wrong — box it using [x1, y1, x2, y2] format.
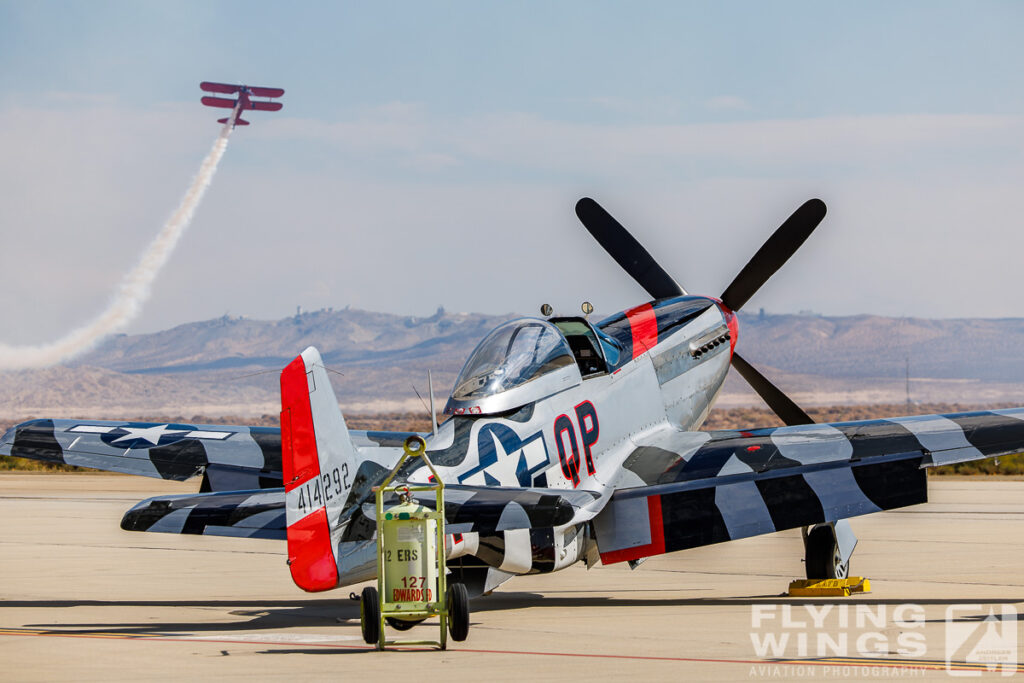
[119, 478, 602, 547]
[201, 96, 237, 109]
[122, 481, 600, 541]
[218, 117, 249, 126]
[246, 101, 283, 112]
[122, 489, 286, 540]
[370, 485, 600, 535]
[200, 81, 241, 94]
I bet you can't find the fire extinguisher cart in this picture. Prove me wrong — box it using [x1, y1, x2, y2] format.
[360, 435, 470, 650]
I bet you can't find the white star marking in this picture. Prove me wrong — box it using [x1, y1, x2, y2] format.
[463, 431, 549, 487]
[112, 424, 187, 446]
[68, 424, 234, 441]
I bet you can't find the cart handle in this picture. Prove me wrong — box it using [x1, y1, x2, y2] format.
[376, 435, 445, 493]
[405, 435, 426, 456]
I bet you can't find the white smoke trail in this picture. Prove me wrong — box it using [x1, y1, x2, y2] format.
[0, 112, 238, 370]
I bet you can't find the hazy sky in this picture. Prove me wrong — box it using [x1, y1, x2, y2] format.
[1, 1, 1022, 342]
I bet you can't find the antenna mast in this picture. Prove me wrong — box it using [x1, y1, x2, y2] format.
[428, 370, 438, 436]
[905, 356, 912, 414]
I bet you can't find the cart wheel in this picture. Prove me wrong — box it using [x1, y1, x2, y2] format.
[448, 582, 470, 642]
[360, 586, 380, 645]
[385, 617, 425, 631]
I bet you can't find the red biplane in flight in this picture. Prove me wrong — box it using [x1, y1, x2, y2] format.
[199, 81, 284, 127]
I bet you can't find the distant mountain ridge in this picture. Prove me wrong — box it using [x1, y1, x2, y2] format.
[740, 313, 1024, 382]
[73, 306, 512, 374]
[0, 307, 1022, 418]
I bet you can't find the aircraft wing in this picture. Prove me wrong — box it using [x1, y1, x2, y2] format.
[248, 86, 285, 98]
[201, 96, 238, 109]
[0, 418, 419, 491]
[0, 419, 284, 491]
[245, 101, 283, 111]
[595, 407, 1024, 564]
[200, 81, 241, 94]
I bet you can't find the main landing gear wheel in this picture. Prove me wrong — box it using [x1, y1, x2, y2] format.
[360, 586, 380, 645]
[805, 526, 849, 580]
[447, 582, 470, 642]
[385, 617, 425, 631]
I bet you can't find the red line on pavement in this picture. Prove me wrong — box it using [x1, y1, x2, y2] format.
[2, 628, 1007, 671]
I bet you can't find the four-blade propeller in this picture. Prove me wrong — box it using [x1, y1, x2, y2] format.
[575, 197, 826, 426]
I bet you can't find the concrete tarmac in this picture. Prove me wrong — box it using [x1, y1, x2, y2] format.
[1, 474, 1022, 681]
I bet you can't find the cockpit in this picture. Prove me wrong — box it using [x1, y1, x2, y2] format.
[444, 319, 582, 416]
[549, 317, 621, 376]
[443, 316, 625, 416]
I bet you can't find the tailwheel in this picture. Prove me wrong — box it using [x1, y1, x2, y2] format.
[385, 617, 425, 631]
[447, 582, 470, 642]
[360, 586, 380, 645]
[805, 526, 849, 580]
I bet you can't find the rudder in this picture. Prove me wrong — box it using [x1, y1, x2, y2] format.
[281, 346, 357, 592]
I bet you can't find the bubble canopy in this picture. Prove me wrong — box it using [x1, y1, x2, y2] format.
[444, 318, 581, 415]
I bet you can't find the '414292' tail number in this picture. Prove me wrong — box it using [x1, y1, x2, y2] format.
[295, 464, 350, 515]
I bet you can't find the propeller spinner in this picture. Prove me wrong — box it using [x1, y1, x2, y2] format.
[574, 197, 825, 426]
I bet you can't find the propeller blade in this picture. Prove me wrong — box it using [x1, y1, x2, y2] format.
[574, 195, 815, 426]
[731, 352, 813, 426]
[719, 199, 826, 312]
[575, 197, 685, 300]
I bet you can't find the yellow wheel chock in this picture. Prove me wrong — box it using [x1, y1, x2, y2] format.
[788, 577, 872, 597]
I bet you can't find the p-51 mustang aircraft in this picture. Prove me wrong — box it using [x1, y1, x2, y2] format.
[5, 197, 1024, 599]
[200, 81, 284, 127]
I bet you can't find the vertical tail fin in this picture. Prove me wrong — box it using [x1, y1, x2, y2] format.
[281, 346, 356, 592]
